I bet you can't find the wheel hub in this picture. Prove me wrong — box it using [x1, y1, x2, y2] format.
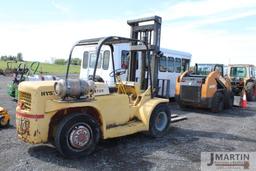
[69, 125, 91, 149]
[155, 112, 168, 131]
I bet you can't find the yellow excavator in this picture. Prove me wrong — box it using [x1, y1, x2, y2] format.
[0, 107, 10, 128]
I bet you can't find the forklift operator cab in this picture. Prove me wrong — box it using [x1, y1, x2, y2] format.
[65, 36, 154, 100]
[16, 36, 171, 158]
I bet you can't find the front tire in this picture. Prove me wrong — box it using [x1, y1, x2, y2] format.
[54, 113, 100, 158]
[149, 104, 171, 138]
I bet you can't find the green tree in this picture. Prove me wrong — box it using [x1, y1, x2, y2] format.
[54, 58, 66, 65]
[17, 52, 23, 61]
[1, 55, 8, 61]
[8, 55, 15, 61]
[71, 58, 81, 65]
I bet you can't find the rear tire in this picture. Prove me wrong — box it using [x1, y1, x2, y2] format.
[149, 104, 171, 138]
[246, 82, 256, 101]
[179, 103, 189, 110]
[54, 113, 100, 158]
[211, 92, 224, 113]
[176, 96, 187, 109]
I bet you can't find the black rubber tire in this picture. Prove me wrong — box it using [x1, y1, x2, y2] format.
[175, 96, 187, 109]
[54, 113, 100, 158]
[179, 103, 188, 110]
[211, 92, 224, 113]
[0, 118, 10, 128]
[246, 82, 256, 101]
[149, 104, 171, 138]
[224, 91, 234, 109]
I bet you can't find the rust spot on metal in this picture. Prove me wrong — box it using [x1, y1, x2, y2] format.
[17, 118, 30, 136]
[33, 129, 41, 137]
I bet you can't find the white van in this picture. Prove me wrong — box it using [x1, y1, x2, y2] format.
[77, 43, 192, 98]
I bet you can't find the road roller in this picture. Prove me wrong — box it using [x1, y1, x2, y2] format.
[16, 35, 171, 158]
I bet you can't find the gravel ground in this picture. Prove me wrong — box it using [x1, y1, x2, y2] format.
[0, 75, 255, 171]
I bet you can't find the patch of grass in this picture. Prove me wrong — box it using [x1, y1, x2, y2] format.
[0, 60, 80, 74]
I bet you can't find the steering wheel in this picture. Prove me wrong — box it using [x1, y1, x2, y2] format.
[88, 75, 104, 82]
[109, 68, 126, 77]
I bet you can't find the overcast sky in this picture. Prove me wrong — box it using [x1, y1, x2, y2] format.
[0, 0, 255, 64]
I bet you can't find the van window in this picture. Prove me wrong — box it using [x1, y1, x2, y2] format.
[83, 51, 89, 69]
[89, 53, 102, 68]
[167, 57, 174, 72]
[175, 58, 181, 73]
[102, 50, 110, 70]
[159, 56, 167, 72]
[121, 50, 129, 69]
[181, 59, 190, 72]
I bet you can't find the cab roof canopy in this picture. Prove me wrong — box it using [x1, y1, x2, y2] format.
[228, 64, 255, 67]
[76, 36, 147, 46]
[65, 36, 153, 97]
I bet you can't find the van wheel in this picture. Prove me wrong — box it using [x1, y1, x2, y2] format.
[211, 92, 224, 113]
[54, 113, 100, 158]
[149, 104, 170, 138]
[246, 82, 256, 101]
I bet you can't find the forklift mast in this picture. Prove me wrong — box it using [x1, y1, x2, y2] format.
[127, 16, 162, 91]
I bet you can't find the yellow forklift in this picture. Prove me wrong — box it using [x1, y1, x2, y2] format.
[175, 64, 233, 112]
[16, 16, 172, 158]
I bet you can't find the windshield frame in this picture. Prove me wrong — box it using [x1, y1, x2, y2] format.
[195, 64, 223, 76]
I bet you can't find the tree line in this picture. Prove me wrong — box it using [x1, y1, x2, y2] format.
[1, 53, 23, 61]
[54, 58, 81, 65]
[0, 52, 81, 66]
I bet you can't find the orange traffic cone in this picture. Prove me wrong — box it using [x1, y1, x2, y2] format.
[241, 91, 247, 109]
